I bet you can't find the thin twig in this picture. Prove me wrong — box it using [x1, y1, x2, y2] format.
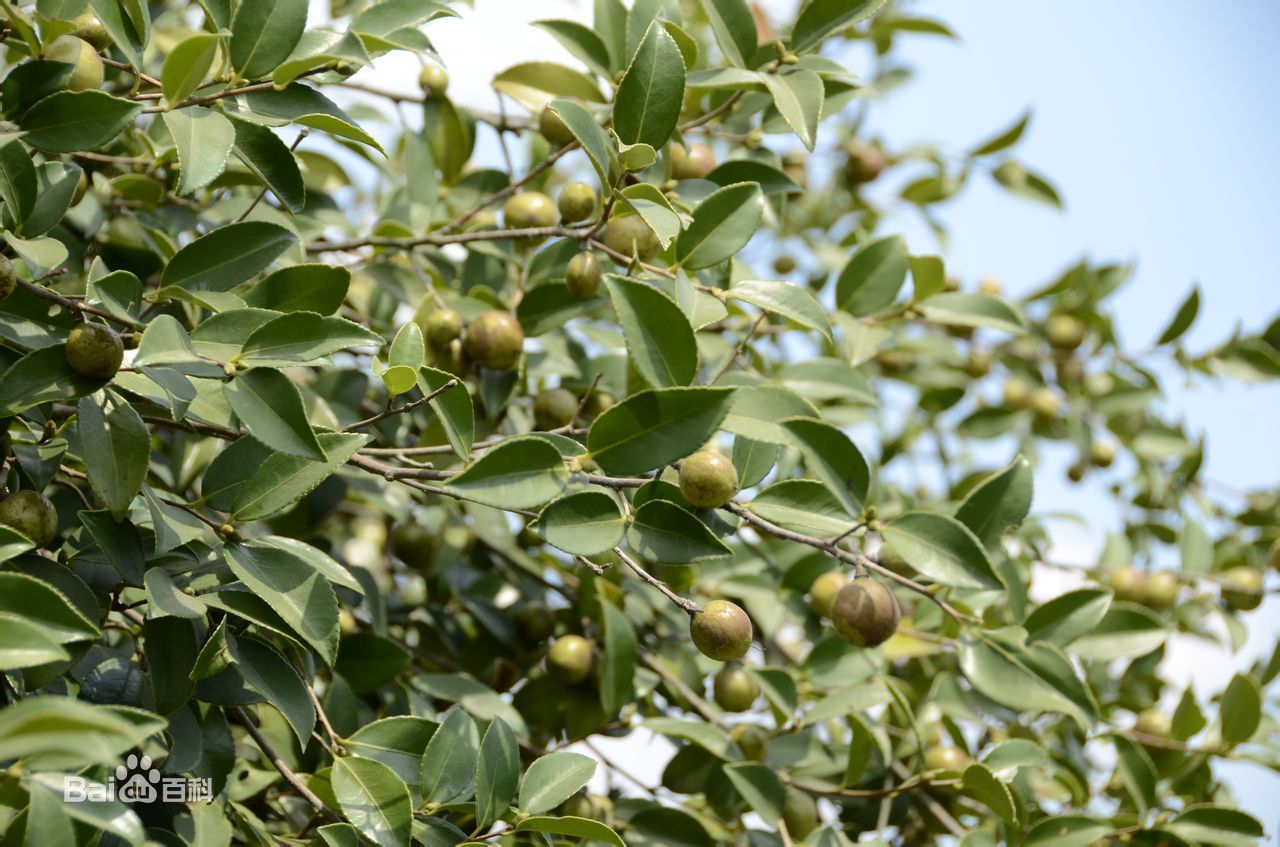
[611, 547, 701, 615]
[344, 378, 459, 431]
[232, 707, 343, 823]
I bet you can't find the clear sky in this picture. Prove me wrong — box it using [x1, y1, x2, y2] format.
[338, 0, 1280, 837]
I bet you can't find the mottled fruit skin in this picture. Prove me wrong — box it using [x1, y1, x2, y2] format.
[924, 745, 970, 772]
[547, 634, 595, 685]
[601, 215, 660, 261]
[1046, 314, 1086, 350]
[558, 182, 597, 222]
[1142, 571, 1180, 610]
[46, 35, 103, 91]
[1029, 387, 1061, 420]
[0, 490, 58, 546]
[424, 309, 463, 348]
[831, 580, 900, 647]
[66, 323, 124, 379]
[1106, 566, 1146, 603]
[679, 450, 738, 509]
[690, 600, 752, 661]
[670, 143, 716, 180]
[712, 664, 759, 712]
[1220, 566, 1263, 611]
[731, 724, 768, 761]
[533, 388, 577, 430]
[808, 570, 851, 619]
[844, 140, 887, 184]
[72, 13, 112, 49]
[0, 256, 16, 301]
[781, 787, 818, 839]
[539, 105, 575, 147]
[419, 64, 448, 96]
[464, 311, 524, 370]
[565, 252, 602, 299]
[502, 192, 558, 245]
[1090, 439, 1116, 468]
[391, 524, 436, 571]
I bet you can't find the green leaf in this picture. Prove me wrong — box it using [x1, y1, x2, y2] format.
[1219, 673, 1261, 746]
[533, 490, 626, 556]
[224, 367, 326, 461]
[1110, 733, 1156, 814]
[548, 97, 615, 186]
[1165, 805, 1264, 847]
[518, 751, 597, 815]
[161, 33, 220, 106]
[969, 110, 1031, 156]
[676, 182, 764, 270]
[443, 436, 568, 510]
[1021, 815, 1112, 847]
[238, 313, 382, 366]
[955, 455, 1033, 550]
[346, 716, 438, 790]
[599, 588, 638, 715]
[532, 20, 613, 77]
[961, 763, 1016, 824]
[24, 160, 84, 237]
[723, 762, 785, 827]
[882, 511, 1003, 590]
[836, 235, 908, 316]
[780, 417, 870, 515]
[918, 292, 1026, 334]
[229, 0, 307, 80]
[231, 431, 368, 521]
[0, 526, 35, 563]
[492, 61, 604, 110]
[627, 499, 732, 563]
[516, 817, 626, 847]
[958, 628, 1094, 730]
[618, 183, 687, 249]
[587, 386, 735, 475]
[728, 278, 832, 340]
[419, 708, 479, 805]
[227, 540, 340, 664]
[613, 21, 686, 149]
[162, 107, 235, 195]
[0, 614, 68, 669]
[332, 755, 413, 847]
[1024, 589, 1112, 648]
[0, 139, 37, 228]
[606, 274, 697, 387]
[992, 160, 1062, 207]
[0, 344, 107, 417]
[790, 0, 889, 53]
[161, 222, 297, 293]
[418, 367, 473, 461]
[244, 264, 350, 315]
[2, 231, 67, 275]
[747, 479, 857, 538]
[20, 91, 142, 153]
[700, 0, 757, 67]
[77, 393, 149, 520]
[0, 695, 162, 770]
[230, 116, 307, 213]
[762, 69, 824, 150]
[231, 635, 317, 745]
[1067, 603, 1168, 661]
[721, 385, 821, 444]
[244, 84, 385, 153]
[1156, 284, 1200, 345]
[474, 718, 519, 830]
[87, 0, 148, 70]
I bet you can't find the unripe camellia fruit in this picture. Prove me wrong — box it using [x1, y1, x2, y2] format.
[679, 450, 738, 509]
[539, 105, 575, 147]
[1029, 387, 1061, 420]
[602, 215, 660, 261]
[844, 140, 887, 184]
[391, 523, 435, 571]
[502, 192, 558, 245]
[1046, 313, 1086, 350]
[425, 309, 463, 348]
[1134, 708, 1172, 741]
[533, 388, 577, 430]
[781, 787, 818, 839]
[72, 13, 112, 50]
[1003, 377, 1030, 409]
[46, 35, 104, 92]
[1142, 570, 1180, 610]
[1220, 566, 1263, 612]
[831, 579, 900, 647]
[1106, 566, 1146, 603]
[464, 311, 523, 370]
[690, 600, 752, 661]
[419, 64, 448, 96]
[516, 603, 556, 642]
[924, 745, 970, 772]
[772, 254, 797, 274]
[558, 792, 599, 821]
[0, 256, 16, 301]
[66, 323, 124, 379]
[808, 570, 851, 619]
[546, 634, 595, 685]
[1090, 439, 1116, 468]
[558, 182, 596, 222]
[964, 350, 992, 378]
[670, 142, 716, 180]
[0, 490, 58, 546]
[730, 724, 768, 761]
[565, 252, 602, 299]
[712, 664, 759, 712]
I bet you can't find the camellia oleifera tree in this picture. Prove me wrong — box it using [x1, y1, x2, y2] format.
[0, 0, 1277, 845]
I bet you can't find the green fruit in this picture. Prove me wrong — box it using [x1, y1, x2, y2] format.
[558, 792, 599, 820]
[781, 787, 818, 839]
[1105, 566, 1146, 603]
[533, 388, 577, 430]
[558, 182, 597, 222]
[65, 323, 123, 379]
[502, 192, 558, 245]
[464, 311, 524, 370]
[1142, 571, 1180, 610]
[712, 664, 758, 712]
[0, 256, 16, 301]
[1003, 378, 1030, 409]
[670, 142, 716, 180]
[678, 450, 738, 509]
[71, 171, 90, 206]
[1221, 566, 1263, 612]
[844, 140, 887, 184]
[582, 391, 614, 419]
[876, 349, 915, 374]
[424, 309, 463, 348]
[964, 350, 992, 378]
[690, 600, 752, 661]
[808, 570, 851, 619]
[547, 634, 595, 685]
[46, 35, 103, 92]
[0, 490, 58, 547]
[1029, 387, 1061, 420]
[419, 64, 448, 96]
[565, 252, 602, 299]
[433, 338, 471, 377]
[1134, 708, 1172, 743]
[1090, 439, 1116, 468]
[71, 13, 112, 50]
[601, 215, 660, 262]
[1269, 538, 1280, 574]
[730, 724, 768, 761]
[772, 255, 797, 274]
[1046, 314, 1086, 350]
[516, 603, 556, 642]
[831, 580, 900, 647]
[1066, 463, 1085, 483]
[924, 745, 970, 773]
[539, 105, 576, 147]
[391, 523, 436, 571]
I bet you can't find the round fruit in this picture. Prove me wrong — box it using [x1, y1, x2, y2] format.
[730, 724, 768, 761]
[516, 603, 556, 642]
[978, 276, 1003, 296]
[1134, 708, 1172, 740]
[46, 35, 103, 92]
[1046, 314, 1086, 350]
[670, 142, 716, 180]
[565, 252, 602, 299]
[712, 664, 759, 712]
[876, 349, 914, 374]
[1220, 566, 1263, 612]
[690, 600, 752, 661]
[1066, 463, 1085, 483]
[808, 570, 851, 619]
[533, 388, 577, 430]
[434, 338, 471, 377]
[583, 391, 614, 419]
[1003, 378, 1030, 409]
[601, 215, 659, 262]
[0, 490, 58, 546]
[831, 579, 900, 647]
[1029, 387, 1061, 420]
[924, 745, 970, 772]
[464, 311, 524, 370]
[539, 105, 576, 147]
[66, 322, 123, 379]
[772, 255, 797, 274]
[1090, 439, 1116, 468]
[419, 64, 448, 96]
[424, 309, 463, 348]
[1143, 571, 1180, 610]
[558, 792, 599, 820]
[391, 523, 436, 571]
[964, 351, 992, 378]
[844, 140, 887, 184]
[547, 634, 595, 685]
[781, 151, 808, 188]
[1105, 566, 1146, 603]
[72, 13, 112, 50]
[502, 192, 558, 244]
[558, 182, 597, 222]
[679, 450, 738, 509]
[0, 256, 16, 301]
[781, 787, 818, 839]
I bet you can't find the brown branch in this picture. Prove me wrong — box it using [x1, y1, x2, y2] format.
[610, 547, 701, 615]
[344, 378, 459, 431]
[231, 706, 343, 824]
[16, 276, 144, 330]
